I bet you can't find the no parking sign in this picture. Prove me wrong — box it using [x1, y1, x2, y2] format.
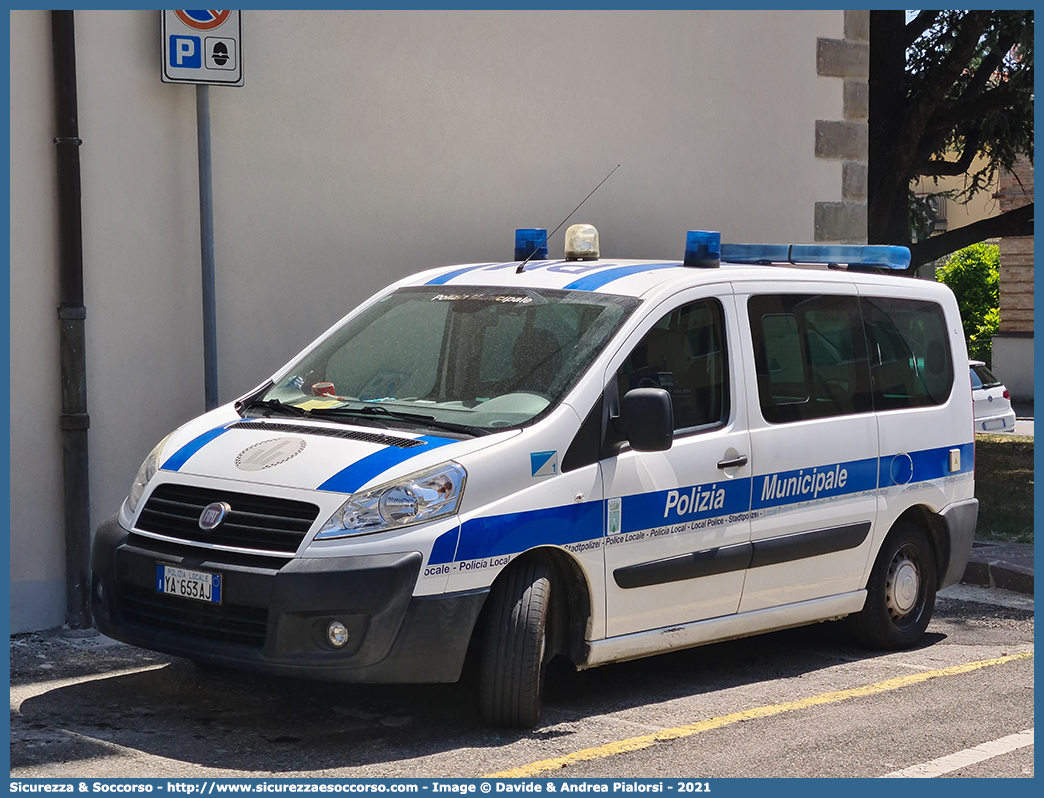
[161, 10, 243, 86]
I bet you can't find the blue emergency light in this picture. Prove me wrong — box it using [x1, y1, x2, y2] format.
[718, 242, 912, 270]
[514, 229, 549, 261]
[683, 230, 721, 268]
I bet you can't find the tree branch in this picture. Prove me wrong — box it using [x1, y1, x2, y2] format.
[928, 84, 1032, 132]
[958, 33, 1016, 102]
[885, 13, 993, 214]
[906, 203, 1034, 269]
[904, 11, 941, 47]
[920, 134, 982, 177]
[907, 12, 991, 112]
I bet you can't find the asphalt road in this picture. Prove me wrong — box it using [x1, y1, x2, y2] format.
[10, 584, 1033, 781]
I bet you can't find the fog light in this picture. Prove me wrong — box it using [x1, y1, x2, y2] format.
[327, 621, 349, 648]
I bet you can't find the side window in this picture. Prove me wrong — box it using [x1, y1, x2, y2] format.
[749, 294, 873, 423]
[760, 314, 807, 406]
[616, 298, 728, 431]
[861, 297, 953, 409]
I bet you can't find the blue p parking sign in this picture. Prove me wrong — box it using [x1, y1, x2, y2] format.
[170, 35, 201, 69]
[161, 10, 242, 86]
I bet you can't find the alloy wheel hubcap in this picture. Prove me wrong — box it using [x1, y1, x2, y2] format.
[886, 553, 920, 619]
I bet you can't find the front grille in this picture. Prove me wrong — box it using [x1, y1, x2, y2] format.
[125, 532, 292, 570]
[137, 484, 319, 554]
[119, 583, 268, 648]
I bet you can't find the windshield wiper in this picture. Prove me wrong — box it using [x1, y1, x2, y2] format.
[240, 398, 308, 417]
[308, 404, 489, 437]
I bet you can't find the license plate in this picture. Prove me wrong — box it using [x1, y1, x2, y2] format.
[156, 564, 222, 604]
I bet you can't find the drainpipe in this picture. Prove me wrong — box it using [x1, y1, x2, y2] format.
[51, 10, 91, 629]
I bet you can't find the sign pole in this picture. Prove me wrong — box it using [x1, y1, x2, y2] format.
[196, 83, 218, 411]
[162, 10, 242, 411]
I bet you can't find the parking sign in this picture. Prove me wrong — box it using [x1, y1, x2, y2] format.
[161, 10, 243, 86]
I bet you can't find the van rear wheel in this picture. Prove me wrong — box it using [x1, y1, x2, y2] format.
[848, 522, 937, 649]
[478, 560, 551, 728]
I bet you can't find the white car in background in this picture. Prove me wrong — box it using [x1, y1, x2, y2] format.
[970, 360, 1017, 434]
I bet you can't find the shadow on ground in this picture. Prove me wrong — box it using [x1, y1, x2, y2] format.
[12, 616, 957, 775]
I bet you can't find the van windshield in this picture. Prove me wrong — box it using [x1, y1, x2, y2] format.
[247, 286, 640, 434]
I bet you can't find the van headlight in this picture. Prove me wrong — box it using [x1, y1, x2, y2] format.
[127, 433, 174, 514]
[315, 462, 466, 540]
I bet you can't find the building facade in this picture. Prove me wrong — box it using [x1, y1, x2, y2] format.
[10, 9, 861, 632]
[992, 157, 1034, 401]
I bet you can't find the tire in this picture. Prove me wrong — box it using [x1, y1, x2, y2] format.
[848, 522, 937, 649]
[478, 560, 552, 728]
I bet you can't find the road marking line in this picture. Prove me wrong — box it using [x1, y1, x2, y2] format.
[881, 729, 1034, 777]
[487, 650, 1033, 778]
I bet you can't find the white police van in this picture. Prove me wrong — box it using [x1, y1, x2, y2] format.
[92, 226, 978, 728]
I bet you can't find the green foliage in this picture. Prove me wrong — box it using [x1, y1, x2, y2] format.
[906, 11, 1034, 204]
[977, 306, 1000, 341]
[868, 11, 1034, 263]
[935, 242, 1000, 341]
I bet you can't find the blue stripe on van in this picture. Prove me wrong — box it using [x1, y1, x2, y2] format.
[433, 443, 970, 565]
[752, 456, 879, 511]
[563, 263, 680, 291]
[879, 442, 974, 487]
[425, 263, 498, 285]
[620, 477, 752, 535]
[448, 501, 602, 563]
[317, 434, 456, 494]
[429, 527, 461, 565]
[160, 425, 233, 472]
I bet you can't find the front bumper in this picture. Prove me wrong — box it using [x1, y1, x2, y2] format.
[91, 515, 487, 683]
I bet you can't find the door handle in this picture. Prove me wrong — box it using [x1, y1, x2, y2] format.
[717, 455, 748, 469]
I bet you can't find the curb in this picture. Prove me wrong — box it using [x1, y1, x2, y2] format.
[961, 541, 1034, 595]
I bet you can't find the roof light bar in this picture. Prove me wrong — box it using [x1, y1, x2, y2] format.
[719, 243, 911, 270]
[514, 228, 548, 261]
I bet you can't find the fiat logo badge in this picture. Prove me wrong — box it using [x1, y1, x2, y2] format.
[199, 501, 231, 531]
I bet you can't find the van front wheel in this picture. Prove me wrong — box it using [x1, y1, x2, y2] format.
[849, 523, 937, 649]
[478, 560, 551, 728]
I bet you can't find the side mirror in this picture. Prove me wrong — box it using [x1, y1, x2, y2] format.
[620, 388, 674, 452]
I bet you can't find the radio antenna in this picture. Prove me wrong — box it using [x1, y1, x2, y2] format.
[516, 163, 621, 274]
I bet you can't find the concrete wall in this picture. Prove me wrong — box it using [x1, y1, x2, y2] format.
[10, 11, 67, 629]
[10, 9, 846, 632]
[991, 336, 1033, 402]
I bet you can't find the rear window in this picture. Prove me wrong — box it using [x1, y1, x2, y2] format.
[971, 364, 1002, 389]
[862, 297, 954, 410]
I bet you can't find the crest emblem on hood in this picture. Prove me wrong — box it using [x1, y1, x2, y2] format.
[235, 437, 307, 472]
